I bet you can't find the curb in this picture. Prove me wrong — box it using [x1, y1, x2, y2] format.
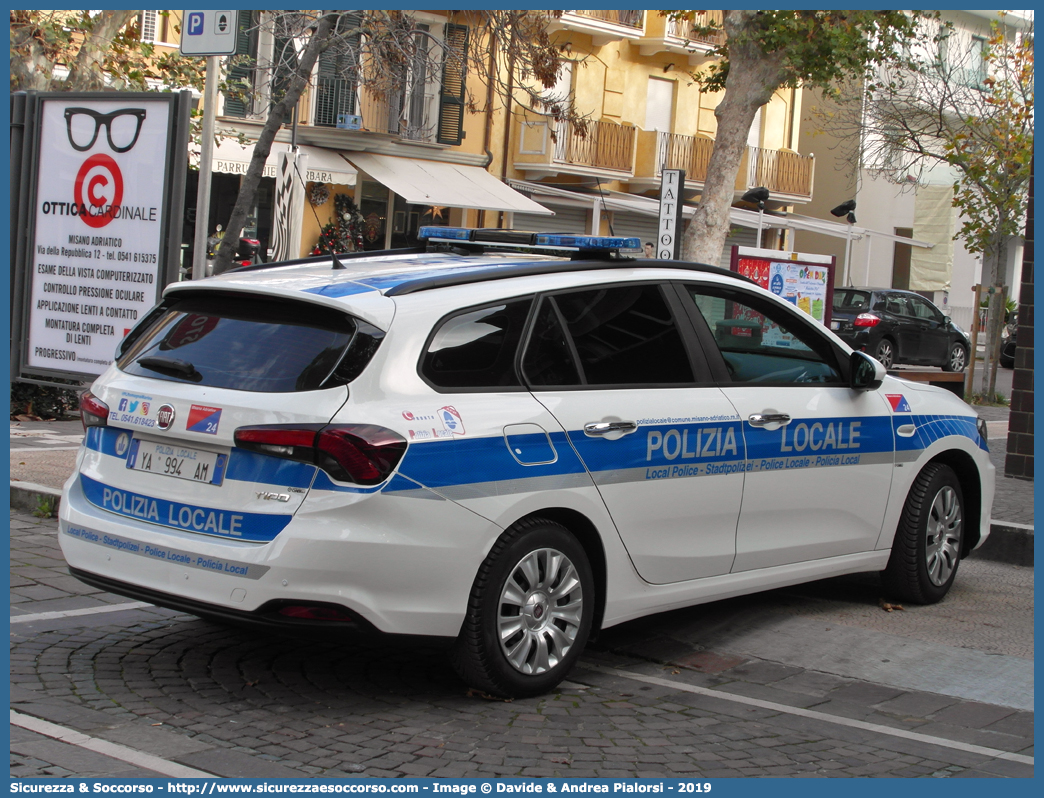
[11, 480, 1033, 568]
[972, 520, 1035, 567]
[10, 481, 62, 515]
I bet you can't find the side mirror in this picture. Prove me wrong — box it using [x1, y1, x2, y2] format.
[850, 350, 885, 391]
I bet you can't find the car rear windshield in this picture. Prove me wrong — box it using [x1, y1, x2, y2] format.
[832, 289, 872, 311]
[117, 292, 383, 393]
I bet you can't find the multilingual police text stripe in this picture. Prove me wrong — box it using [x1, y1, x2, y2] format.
[79, 474, 292, 542]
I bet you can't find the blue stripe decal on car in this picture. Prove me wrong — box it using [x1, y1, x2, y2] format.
[84, 427, 317, 488]
[79, 474, 291, 542]
[392, 431, 587, 491]
[895, 414, 986, 453]
[389, 413, 979, 494]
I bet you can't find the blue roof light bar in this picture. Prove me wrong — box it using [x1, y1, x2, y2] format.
[418, 227, 641, 252]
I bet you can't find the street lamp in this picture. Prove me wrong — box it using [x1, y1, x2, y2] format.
[742, 187, 771, 246]
[831, 199, 857, 284]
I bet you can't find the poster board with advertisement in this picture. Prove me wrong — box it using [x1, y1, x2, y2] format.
[729, 246, 835, 327]
[13, 91, 191, 383]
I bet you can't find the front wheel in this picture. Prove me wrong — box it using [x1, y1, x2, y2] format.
[942, 343, 967, 372]
[450, 518, 594, 698]
[882, 463, 964, 604]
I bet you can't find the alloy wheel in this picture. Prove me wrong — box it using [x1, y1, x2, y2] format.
[876, 341, 894, 369]
[497, 548, 584, 674]
[924, 485, 962, 587]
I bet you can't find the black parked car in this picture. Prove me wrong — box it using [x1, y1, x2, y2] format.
[831, 288, 970, 372]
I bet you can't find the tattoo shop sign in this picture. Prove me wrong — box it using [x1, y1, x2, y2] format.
[25, 95, 182, 378]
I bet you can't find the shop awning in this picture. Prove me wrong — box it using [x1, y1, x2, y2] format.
[346, 153, 553, 215]
[197, 140, 358, 185]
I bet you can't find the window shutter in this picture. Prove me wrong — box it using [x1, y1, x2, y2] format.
[140, 10, 158, 43]
[436, 24, 468, 146]
[314, 14, 362, 126]
[223, 12, 258, 118]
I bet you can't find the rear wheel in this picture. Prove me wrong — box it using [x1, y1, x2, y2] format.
[450, 518, 594, 698]
[874, 338, 895, 369]
[882, 463, 964, 604]
[942, 343, 967, 372]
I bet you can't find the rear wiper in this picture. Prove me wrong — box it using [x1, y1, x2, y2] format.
[137, 355, 200, 379]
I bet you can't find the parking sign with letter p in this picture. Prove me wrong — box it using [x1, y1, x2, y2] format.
[179, 10, 238, 56]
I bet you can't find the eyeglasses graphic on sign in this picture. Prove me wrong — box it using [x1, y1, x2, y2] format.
[64, 107, 147, 153]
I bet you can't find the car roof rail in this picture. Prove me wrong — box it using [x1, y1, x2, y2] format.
[225, 247, 427, 274]
[386, 258, 754, 296]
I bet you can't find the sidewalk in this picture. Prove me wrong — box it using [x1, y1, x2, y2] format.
[10, 410, 1033, 566]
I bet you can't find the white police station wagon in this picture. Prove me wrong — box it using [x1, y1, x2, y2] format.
[60, 228, 995, 697]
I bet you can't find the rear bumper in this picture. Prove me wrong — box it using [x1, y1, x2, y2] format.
[58, 469, 497, 637]
[68, 566, 377, 633]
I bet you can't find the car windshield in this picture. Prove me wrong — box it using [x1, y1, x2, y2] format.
[832, 289, 872, 311]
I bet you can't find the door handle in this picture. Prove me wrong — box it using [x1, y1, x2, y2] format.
[748, 413, 791, 427]
[583, 420, 637, 437]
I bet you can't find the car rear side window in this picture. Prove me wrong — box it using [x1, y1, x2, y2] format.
[421, 299, 532, 389]
[117, 293, 382, 393]
[524, 284, 695, 387]
[833, 289, 871, 311]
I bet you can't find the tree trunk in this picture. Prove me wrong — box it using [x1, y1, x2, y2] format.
[212, 13, 336, 274]
[680, 12, 785, 265]
[981, 236, 1008, 402]
[65, 10, 139, 91]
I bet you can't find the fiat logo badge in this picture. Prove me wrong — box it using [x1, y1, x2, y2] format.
[157, 404, 176, 430]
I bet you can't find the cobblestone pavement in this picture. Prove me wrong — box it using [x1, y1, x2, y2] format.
[10, 511, 1033, 779]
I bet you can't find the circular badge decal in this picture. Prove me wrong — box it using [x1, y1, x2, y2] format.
[114, 432, 130, 457]
[157, 404, 176, 431]
[73, 153, 124, 229]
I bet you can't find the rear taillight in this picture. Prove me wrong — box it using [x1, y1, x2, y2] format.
[234, 424, 407, 485]
[853, 313, 881, 328]
[80, 391, 109, 432]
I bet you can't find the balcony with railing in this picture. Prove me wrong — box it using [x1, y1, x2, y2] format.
[514, 112, 636, 179]
[310, 77, 438, 143]
[631, 130, 814, 202]
[548, 10, 645, 45]
[745, 145, 815, 200]
[640, 10, 725, 62]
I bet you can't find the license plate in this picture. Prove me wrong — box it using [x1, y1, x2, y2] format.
[126, 439, 227, 485]
[830, 321, 840, 330]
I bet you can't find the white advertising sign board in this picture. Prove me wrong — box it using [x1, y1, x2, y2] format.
[27, 97, 173, 376]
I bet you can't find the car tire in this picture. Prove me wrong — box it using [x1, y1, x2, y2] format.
[942, 343, 967, 372]
[450, 518, 594, 698]
[874, 338, 895, 370]
[882, 463, 964, 604]
[1000, 343, 1016, 369]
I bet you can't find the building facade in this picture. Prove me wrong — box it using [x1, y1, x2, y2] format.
[794, 9, 1031, 331]
[150, 10, 814, 268]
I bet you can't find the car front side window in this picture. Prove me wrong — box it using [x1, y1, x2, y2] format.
[684, 285, 844, 385]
